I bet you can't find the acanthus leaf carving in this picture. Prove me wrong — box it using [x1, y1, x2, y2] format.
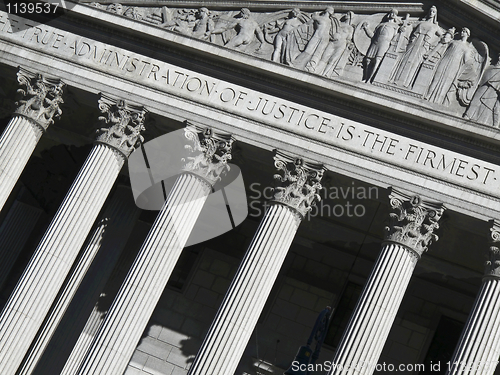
[14, 67, 65, 134]
[485, 220, 500, 278]
[96, 95, 147, 159]
[384, 189, 445, 257]
[272, 150, 325, 219]
[181, 123, 234, 186]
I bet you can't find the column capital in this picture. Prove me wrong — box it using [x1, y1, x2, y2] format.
[271, 150, 325, 220]
[484, 220, 500, 279]
[384, 189, 445, 257]
[181, 122, 234, 186]
[14, 67, 65, 134]
[95, 94, 147, 159]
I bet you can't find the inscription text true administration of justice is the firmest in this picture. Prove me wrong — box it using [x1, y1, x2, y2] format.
[1, 11, 498, 194]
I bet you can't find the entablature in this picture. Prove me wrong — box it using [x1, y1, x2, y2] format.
[55, 1, 500, 151]
[1, 0, 500, 220]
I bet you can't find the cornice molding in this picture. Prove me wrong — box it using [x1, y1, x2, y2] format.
[54, 1, 500, 154]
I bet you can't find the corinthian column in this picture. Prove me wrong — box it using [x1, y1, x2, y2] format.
[0, 95, 146, 375]
[72, 126, 234, 375]
[445, 221, 500, 375]
[16, 185, 140, 375]
[329, 190, 445, 375]
[0, 68, 65, 211]
[188, 151, 325, 375]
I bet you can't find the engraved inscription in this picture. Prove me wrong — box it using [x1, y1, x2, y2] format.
[0, 11, 499, 197]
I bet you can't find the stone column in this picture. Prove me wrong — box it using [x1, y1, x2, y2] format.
[0, 194, 42, 290]
[445, 221, 500, 375]
[59, 215, 143, 375]
[0, 68, 64, 212]
[0, 95, 146, 375]
[17, 185, 141, 375]
[329, 190, 445, 375]
[72, 126, 234, 375]
[188, 151, 325, 375]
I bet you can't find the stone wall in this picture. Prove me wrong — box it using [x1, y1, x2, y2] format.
[122, 236, 485, 375]
[123, 248, 239, 375]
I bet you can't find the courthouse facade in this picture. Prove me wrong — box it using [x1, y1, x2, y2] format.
[0, 0, 500, 374]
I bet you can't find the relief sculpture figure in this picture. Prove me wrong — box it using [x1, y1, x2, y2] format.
[463, 54, 500, 127]
[411, 28, 455, 95]
[271, 8, 304, 63]
[94, 3, 497, 119]
[321, 11, 356, 78]
[291, 7, 339, 72]
[424, 28, 488, 106]
[162, 7, 214, 39]
[186, 8, 214, 39]
[423, 29, 455, 64]
[209, 8, 265, 51]
[391, 6, 442, 87]
[361, 9, 402, 82]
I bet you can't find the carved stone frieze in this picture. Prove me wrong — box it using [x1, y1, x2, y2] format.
[272, 150, 325, 220]
[464, 53, 500, 128]
[95, 95, 147, 159]
[384, 190, 445, 257]
[181, 123, 234, 186]
[361, 9, 401, 83]
[485, 220, 500, 278]
[89, 3, 500, 128]
[14, 67, 65, 134]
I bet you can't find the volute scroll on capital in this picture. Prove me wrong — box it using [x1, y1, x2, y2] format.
[485, 220, 500, 279]
[384, 189, 445, 258]
[181, 122, 235, 187]
[271, 150, 326, 221]
[95, 94, 147, 160]
[14, 67, 65, 136]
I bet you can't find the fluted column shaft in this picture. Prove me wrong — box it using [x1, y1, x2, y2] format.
[445, 280, 500, 375]
[71, 124, 234, 375]
[0, 116, 40, 211]
[73, 173, 211, 375]
[330, 243, 417, 374]
[0, 68, 65, 212]
[329, 191, 444, 375]
[188, 151, 325, 375]
[0, 94, 145, 375]
[62, 300, 105, 375]
[0, 144, 123, 375]
[445, 222, 500, 375]
[188, 204, 299, 375]
[0, 197, 42, 290]
[17, 185, 140, 375]
[60, 209, 141, 375]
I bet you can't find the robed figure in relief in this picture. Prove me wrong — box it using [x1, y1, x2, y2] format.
[321, 11, 355, 78]
[361, 9, 402, 82]
[464, 55, 500, 127]
[391, 6, 442, 87]
[424, 28, 488, 106]
[291, 7, 340, 71]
